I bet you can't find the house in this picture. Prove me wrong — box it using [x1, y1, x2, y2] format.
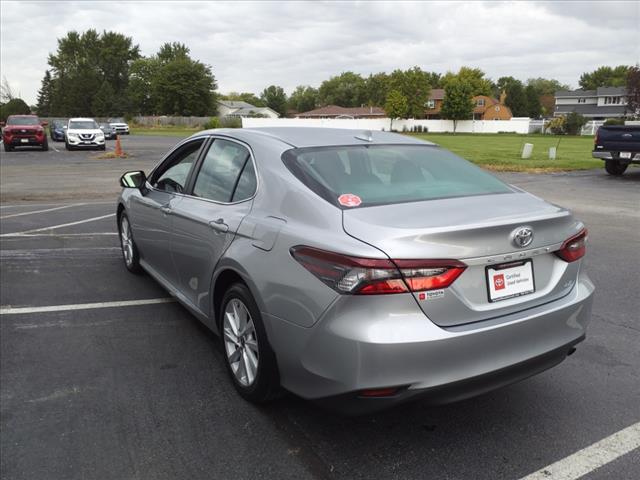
[472, 94, 513, 120]
[424, 89, 512, 120]
[554, 87, 627, 119]
[217, 100, 280, 118]
[424, 89, 445, 119]
[296, 105, 385, 119]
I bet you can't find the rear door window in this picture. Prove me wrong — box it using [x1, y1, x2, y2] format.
[282, 145, 514, 208]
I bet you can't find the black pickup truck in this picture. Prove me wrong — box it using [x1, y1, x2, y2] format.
[592, 125, 640, 175]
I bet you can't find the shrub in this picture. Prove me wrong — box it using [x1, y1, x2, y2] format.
[219, 117, 242, 128]
[564, 112, 587, 135]
[545, 116, 565, 135]
[203, 117, 220, 130]
[603, 118, 625, 126]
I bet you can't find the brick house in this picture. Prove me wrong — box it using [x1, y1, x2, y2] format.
[424, 89, 512, 120]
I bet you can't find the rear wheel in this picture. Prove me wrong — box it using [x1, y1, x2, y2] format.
[220, 283, 280, 403]
[119, 213, 142, 273]
[605, 160, 628, 176]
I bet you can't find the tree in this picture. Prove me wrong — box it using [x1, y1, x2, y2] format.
[318, 72, 366, 107]
[92, 81, 117, 116]
[288, 85, 318, 113]
[365, 73, 390, 107]
[384, 89, 408, 131]
[0, 76, 16, 103]
[525, 85, 542, 118]
[626, 65, 640, 118]
[157, 42, 190, 63]
[388, 67, 432, 118]
[260, 85, 287, 116]
[579, 65, 630, 90]
[153, 57, 217, 115]
[526, 77, 570, 96]
[504, 80, 528, 117]
[127, 57, 160, 115]
[0, 98, 31, 122]
[443, 67, 493, 97]
[36, 70, 53, 116]
[564, 112, 587, 135]
[440, 79, 474, 132]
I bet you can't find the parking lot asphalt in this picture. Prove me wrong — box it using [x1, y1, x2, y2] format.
[1, 136, 639, 480]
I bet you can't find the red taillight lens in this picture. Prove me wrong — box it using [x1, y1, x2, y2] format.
[555, 229, 587, 262]
[290, 246, 466, 295]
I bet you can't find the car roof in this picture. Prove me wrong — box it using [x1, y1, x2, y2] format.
[195, 127, 434, 148]
[69, 117, 96, 122]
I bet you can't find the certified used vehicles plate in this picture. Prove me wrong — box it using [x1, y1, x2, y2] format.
[486, 260, 535, 302]
[620, 152, 632, 159]
[20, 139, 29, 143]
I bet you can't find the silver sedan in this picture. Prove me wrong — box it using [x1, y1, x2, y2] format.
[117, 128, 594, 414]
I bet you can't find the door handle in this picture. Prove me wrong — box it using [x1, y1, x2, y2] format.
[160, 205, 172, 215]
[209, 218, 229, 233]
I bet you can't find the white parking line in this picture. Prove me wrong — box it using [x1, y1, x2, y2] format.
[0, 201, 113, 209]
[0, 232, 118, 238]
[0, 297, 176, 315]
[0, 203, 85, 220]
[0, 213, 115, 237]
[519, 422, 640, 480]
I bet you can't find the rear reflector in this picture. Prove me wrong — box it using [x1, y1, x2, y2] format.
[555, 229, 587, 262]
[359, 387, 401, 397]
[290, 246, 466, 295]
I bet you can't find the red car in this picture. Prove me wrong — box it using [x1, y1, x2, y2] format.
[1, 115, 48, 152]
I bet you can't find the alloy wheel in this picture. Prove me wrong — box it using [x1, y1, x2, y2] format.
[120, 216, 133, 266]
[223, 298, 259, 386]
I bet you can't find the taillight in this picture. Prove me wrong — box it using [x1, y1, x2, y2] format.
[555, 229, 587, 262]
[290, 246, 466, 295]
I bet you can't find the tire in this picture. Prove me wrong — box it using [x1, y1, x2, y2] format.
[220, 283, 280, 403]
[605, 159, 628, 176]
[42, 138, 48, 151]
[99, 145, 106, 151]
[4, 143, 12, 152]
[65, 141, 72, 151]
[118, 213, 142, 274]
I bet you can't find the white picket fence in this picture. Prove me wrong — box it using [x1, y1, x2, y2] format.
[242, 117, 532, 134]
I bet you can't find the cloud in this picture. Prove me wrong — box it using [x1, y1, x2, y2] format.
[1, 0, 638, 104]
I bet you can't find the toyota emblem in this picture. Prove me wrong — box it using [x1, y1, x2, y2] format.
[512, 226, 534, 248]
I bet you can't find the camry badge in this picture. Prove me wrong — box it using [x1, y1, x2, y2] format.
[512, 226, 534, 248]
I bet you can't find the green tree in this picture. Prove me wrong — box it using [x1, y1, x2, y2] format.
[564, 112, 587, 135]
[365, 72, 390, 107]
[260, 85, 287, 116]
[157, 42, 190, 63]
[525, 85, 542, 118]
[318, 72, 366, 107]
[384, 89, 408, 131]
[36, 70, 53, 116]
[526, 77, 570, 96]
[626, 65, 640, 117]
[504, 80, 528, 117]
[153, 57, 217, 115]
[388, 67, 432, 118]
[92, 81, 117, 116]
[127, 57, 160, 115]
[443, 67, 493, 97]
[0, 98, 31, 122]
[440, 79, 474, 132]
[579, 65, 630, 90]
[288, 85, 318, 113]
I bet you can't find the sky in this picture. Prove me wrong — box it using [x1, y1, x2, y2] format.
[1, 0, 638, 105]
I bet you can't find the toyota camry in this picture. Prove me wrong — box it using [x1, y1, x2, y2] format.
[116, 128, 594, 414]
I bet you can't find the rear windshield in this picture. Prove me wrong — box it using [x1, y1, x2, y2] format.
[69, 120, 98, 130]
[7, 116, 39, 125]
[282, 145, 514, 208]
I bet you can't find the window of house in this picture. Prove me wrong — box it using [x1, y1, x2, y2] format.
[578, 98, 586, 103]
[477, 99, 485, 107]
[604, 96, 621, 105]
[426, 100, 435, 109]
[495, 106, 500, 112]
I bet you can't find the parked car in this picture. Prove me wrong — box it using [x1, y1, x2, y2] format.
[99, 122, 117, 140]
[50, 119, 67, 142]
[65, 118, 105, 150]
[108, 118, 130, 135]
[116, 128, 594, 414]
[1, 115, 48, 151]
[592, 124, 640, 175]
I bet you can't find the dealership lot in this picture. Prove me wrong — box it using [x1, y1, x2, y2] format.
[1, 136, 639, 479]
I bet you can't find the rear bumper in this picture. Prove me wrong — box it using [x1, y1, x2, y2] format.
[265, 270, 594, 414]
[4, 136, 45, 146]
[592, 150, 640, 162]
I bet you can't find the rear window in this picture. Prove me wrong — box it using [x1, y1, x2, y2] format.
[282, 145, 514, 208]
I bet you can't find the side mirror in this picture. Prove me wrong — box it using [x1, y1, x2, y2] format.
[120, 171, 146, 189]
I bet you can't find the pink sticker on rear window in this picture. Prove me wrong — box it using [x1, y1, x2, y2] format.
[338, 194, 362, 207]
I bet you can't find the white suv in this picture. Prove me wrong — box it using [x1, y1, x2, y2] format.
[65, 118, 106, 150]
[108, 118, 130, 135]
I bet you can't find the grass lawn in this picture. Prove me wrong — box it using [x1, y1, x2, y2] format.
[409, 133, 601, 172]
[130, 126, 199, 137]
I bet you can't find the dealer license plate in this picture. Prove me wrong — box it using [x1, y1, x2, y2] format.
[620, 152, 631, 159]
[20, 139, 29, 143]
[486, 260, 535, 302]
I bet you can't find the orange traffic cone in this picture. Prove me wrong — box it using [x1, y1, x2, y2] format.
[115, 135, 123, 157]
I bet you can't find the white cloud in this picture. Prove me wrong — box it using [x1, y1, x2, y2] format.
[1, 0, 638, 104]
